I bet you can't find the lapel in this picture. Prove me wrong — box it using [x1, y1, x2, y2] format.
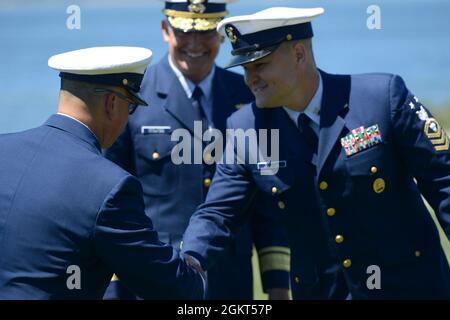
[316, 70, 351, 175]
[155, 56, 204, 140]
[44, 114, 101, 155]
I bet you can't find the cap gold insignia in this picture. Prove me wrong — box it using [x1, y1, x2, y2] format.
[424, 118, 449, 151]
[189, 0, 206, 14]
[226, 26, 237, 44]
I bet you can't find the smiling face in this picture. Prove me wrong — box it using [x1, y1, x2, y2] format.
[242, 42, 308, 110]
[162, 20, 224, 84]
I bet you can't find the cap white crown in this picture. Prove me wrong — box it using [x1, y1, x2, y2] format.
[48, 46, 153, 75]
[160, 0, 237, 4]
[217, 7, 324, 36]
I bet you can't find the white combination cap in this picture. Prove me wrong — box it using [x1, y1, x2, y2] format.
[217, 7, 324, 68]
[48, 46, 153, 105]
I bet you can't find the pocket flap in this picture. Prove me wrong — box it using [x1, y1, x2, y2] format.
[344, 143, 387, 176]
[135, 134, 175, 161]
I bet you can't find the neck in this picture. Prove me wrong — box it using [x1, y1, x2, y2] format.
[57, 91, 104, 146]
[187, 72, 208, 85]
[287, 68, 320, 112]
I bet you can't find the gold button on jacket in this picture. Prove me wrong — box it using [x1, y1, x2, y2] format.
[319, 181, 329, 190]
[335, 235, 344, 244]
[203, 178, 212, 188]
[327, 208, 336, 217]
[343, 259, 352, 268]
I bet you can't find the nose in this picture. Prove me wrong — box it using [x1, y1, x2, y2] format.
[186, 33, 204, 49]
[244, 67, 259, 88]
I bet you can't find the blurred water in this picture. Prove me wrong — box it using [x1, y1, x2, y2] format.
[1, 0, 449, 133]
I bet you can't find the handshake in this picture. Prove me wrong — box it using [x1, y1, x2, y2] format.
[184, 253, 207, 281]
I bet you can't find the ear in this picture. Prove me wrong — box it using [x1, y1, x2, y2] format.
[161, 20, 171, 43]
[293, 42, 306, 65]
[104, 93, 117, 122]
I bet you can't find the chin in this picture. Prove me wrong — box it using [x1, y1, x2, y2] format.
[255, 99, 278, 109]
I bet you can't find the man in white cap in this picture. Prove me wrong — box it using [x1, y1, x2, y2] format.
[0, 46, 204, 299]
[182, 7, 450, 299]
[103, 1, 291, 300]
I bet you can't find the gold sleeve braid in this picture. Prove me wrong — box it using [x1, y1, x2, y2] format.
[257, 246, 291, 273]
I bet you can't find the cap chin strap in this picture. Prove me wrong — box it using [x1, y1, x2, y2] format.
[231, 37, 285, 56]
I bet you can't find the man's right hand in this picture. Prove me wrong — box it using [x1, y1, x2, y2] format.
[267, 288, 290, 300]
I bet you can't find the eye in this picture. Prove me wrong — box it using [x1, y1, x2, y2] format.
[255, 62, 267, 70]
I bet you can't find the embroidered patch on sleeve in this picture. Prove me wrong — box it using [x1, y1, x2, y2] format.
[424, 118, 449, 151]
[408, 96, 449, 152]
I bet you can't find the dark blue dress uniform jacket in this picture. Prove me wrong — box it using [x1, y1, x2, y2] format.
[0, 115, 203, 299]
[182, 70, 450, 299]
[104, 56, 290, 299]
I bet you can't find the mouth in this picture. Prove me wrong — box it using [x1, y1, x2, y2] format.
[182, 50, 208, 59]
[252, 84, 268, 94]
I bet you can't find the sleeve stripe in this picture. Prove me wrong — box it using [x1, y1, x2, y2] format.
[258, 246, 291, 256]
[258, 252, 291, 273]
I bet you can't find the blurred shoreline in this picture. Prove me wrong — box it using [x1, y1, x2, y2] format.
[1, 0, 449, 133]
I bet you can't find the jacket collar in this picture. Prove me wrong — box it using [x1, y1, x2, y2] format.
[44, 114, 101, 154]
[316, 69, 351, 175]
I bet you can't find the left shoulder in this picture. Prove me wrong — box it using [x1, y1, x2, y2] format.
[214, 66, 244, 81]
[214, 66, 253, 100]
[352, 73, 410, 110]
[214, 66, 246, 89]
[351, 72, 408, 95]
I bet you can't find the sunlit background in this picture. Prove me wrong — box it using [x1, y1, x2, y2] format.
[1, 0, 450, 300]
[1, 0, 449, 134]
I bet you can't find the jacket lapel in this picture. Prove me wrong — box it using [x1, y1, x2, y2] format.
[155, 56, 204, 140]
[316, 70, 351, 175]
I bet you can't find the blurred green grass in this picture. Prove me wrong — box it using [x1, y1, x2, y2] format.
[252, 248, 268, 300]
[431, 107, 450, 131]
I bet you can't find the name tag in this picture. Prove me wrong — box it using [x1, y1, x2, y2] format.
[141, 126, 171, 134]
[257, 160, 287, 170]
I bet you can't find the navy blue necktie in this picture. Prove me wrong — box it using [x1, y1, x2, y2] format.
[192, 86, 206, 120]
[192, 86, 212, 133]
[297, 113, 318, 155]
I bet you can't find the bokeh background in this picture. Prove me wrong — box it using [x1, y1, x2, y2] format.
[1, 0, 449, 299]
[1, 0, 449, 134]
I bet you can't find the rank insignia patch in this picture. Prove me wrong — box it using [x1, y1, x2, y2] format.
[424, 118, 449, 151]
[408, 96, 449, 152]
[341, 124, 383, 156]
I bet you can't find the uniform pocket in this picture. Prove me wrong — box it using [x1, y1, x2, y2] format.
[344, 142, 422, 266]
[344, 143, 387, 176]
